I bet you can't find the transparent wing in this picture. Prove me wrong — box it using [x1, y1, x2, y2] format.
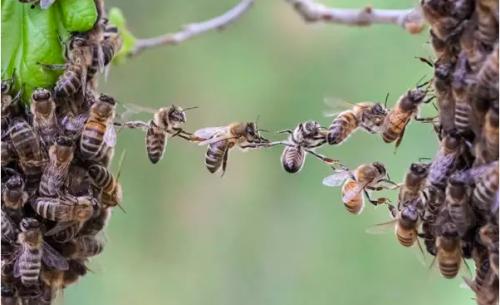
[323, 97, 354, 117]
[104, 125, 117, 147]
[45, 221, 76, 236]
[322, 170, 351, 187]
[366, 219, 397, 235]
[121, 103, 157, 115]
[40, 0, 56, 9]
[97, 45, 105, 73]
[12, 247, 23, 278]
[342, 183, 365, 203]
[193, 127, 228, 142]
[42, 242, 69, 271]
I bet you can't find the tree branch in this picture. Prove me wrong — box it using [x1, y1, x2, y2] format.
[130, 0, 254, 57]
[286, 0, 426, 34]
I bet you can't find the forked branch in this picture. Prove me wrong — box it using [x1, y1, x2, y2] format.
[131, 0, 254, 56]
[287, 0, 425, 34]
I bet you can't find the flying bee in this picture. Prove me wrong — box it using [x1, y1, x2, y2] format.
[13, 218, 69, 287]
[397, 162, 429, 209]
[435, 222, 463, 279]
[192, 122, 270, 175]
[17, 0, 56, 9]
[39, 137, 74, 197]
[445, 177, 474, 237]
[30, 88, 58, 146]
[322, 162, 398, 215]
[2, 172, 29, 211]
[325, 100, 388, 145]
[63, 236, 105, 259]
[382, 85, 433, 148]
[80, 94, 117, 160]
[31, 194, 95, 237]
[119, 104, 195, 164]
[427, 132, 463, 189]
[267, 121, 337, 173]
[479, 223, 499, 275]
[420, 0, 474, 41]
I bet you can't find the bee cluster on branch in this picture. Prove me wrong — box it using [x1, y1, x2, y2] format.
[1, 0, 499, 304]
[1, 8, 123, 305]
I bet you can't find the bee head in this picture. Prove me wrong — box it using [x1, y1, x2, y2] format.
[70, 34, 89, 49]
[244, 122, 258, 139]
[31, 89, 54, 115]
[87, 164, 101, 180]
[372, 161, 387, 177]
[53, 137, 74, 162]
[1, 80, 11, 94]
[93, 95, 116, 118]
[480, 224, 497, 245]
[400, 203, 419, 223]
[20, 218, 40, 232]
[301, 121, 320, 137]
[410, 162, 429, 176]
[371, 103, 387, 116]
[6, 174, 24, 189]
[442, 131, 462, 151]
[168, 106, 187, 124]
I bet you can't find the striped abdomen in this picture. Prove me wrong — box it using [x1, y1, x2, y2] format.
[80, 119, 106, 158]
[327, 110, 358, 145]
[54, 65, 82, 98]
[396, 226, 417, 247]
[281, 145, 305, 173]
[32, 198, 69, 222]
[146, 123, 167, 164]
[39, 164, 69, 197]
[454, 100, 471, 134]
[10, 120, 43, 162]
[437, 250, 461, 279]
[88, 164, 113, 190]
[205, 140, 229, 173]
[341, 179, 364, 214]
[473, 169, 499, 211]
[382, 109, 411, 143]
[19, 247, 42, 286]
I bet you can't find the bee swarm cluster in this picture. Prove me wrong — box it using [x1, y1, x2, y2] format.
[1, 8, 123, 305]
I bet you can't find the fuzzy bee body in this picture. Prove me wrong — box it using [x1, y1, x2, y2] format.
[2, 174, 29, 210]
[436, 223, 462, 279]
[39, 138, 74, 197]
[88, 164, 122, 208]
[472, 162, 499, 212]
[30, 89, 58, 146]
[65, 236, 104, 259]
[281, 145, 305, 173]
[146, 121, 168, 164]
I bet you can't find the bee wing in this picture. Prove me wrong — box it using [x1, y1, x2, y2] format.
[342, 182, 365, 203]
[96, 45, 105, 73]
[45, 221, 76, 236]
[12, 246, 23, 278]
[104, 125, 117, 147]
[40, 0, 56, 9]
[323, 97, 354, 117]
[322, 170, 351, 187]
[42, 242, 69, 271]
[366, 219, 397, 235]
[193, 127, 229, 143]
[121, 103, 157, 115]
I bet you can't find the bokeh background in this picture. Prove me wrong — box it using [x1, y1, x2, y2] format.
[66, 0, 475, 304]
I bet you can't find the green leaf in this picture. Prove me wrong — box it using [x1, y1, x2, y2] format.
[1, 0, 97, 104]
[108, 7, 137, 64]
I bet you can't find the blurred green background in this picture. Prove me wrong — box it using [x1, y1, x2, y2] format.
[66, 0, 474, 304]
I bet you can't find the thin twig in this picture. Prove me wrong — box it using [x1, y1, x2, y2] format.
[130, 0, 254, 57]
[287, 0, 426, 34]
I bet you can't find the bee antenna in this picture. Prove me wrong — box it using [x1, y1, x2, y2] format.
[257, 129, 269, 133]
[384, 92, 390, 108]
[115, 150, 127, 182]
[418, 157, 432, 162]
[182, 106, 199, 112]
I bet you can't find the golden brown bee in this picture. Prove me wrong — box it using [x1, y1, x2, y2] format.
[272, 121, 336, 173]
[39, 137, 74, 197]
[479, 223, 499, 275]
[63, 236, 105, 259]
[192, 122, 269, 175]
[427, 132, 463, 189]
[326, 102, 387, 145]
[2, 172, 29, 211]
[397, 162, 429, 209]
[420, 0, 474, 41]
[31, 195, 95, 237]
[13, 218, 68, 287]
[80, 94, 116, 160]
[435, 222, 462, 279]
[88, 164, 123, 210]
[17, 0, 55, 9]
[382, 86, 431, 148]
[323, 162, 397, 214]
[30, 88, 58, 146]
[446, 177, 474, 237]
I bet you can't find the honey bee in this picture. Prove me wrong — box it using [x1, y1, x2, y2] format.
[39, 137, 74, 197]
[2, 172, 29, 211]
[60, 113, 88, 139]
[63, 236, 105, 259]
[17, 0, 56, 9]
[475, 0, 499, 51]
[475, 105, 499, 164]
[397, 162, 429, 209]
[97, 22, 122, 79]
[31, 194, 95, 237]
[479, 223, 499, 275]
[445, 177, 474, 237]
[88, 164, 123, 210]
[30, 88, 58, 146]
[322, 162, 397, 214]
[270, 121, 337, 173]
[13, 218, 68, 287]
[427, 132, 464, 189]
[435, 222, 462, 279]
[1, 79, 21, 120]
[382, 86, 432, 148]
[433, 58, 456, 135]
[40, 261, 86, 297]
[192, 122, 269, 175]
[451, 52, 473, 136]
[474, 44, 499, 102]
[420, 0, 474, 41]
[80, 94, 117, 160]
[464, 248, 498, 305]
[1, 284, 18, 305]
[326, 101, 387, 145]
[472, 161, 499, 214]
[120, 104, 194, 164]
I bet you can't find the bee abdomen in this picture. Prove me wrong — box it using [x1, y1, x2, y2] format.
[454, 102, 471, 134]
[146, 125, 167, 164]
[80, 121, 106, 158]
[54, 67, 82, 98]
[327, 112, 358, 145]
[397, 231, 416, 247]
[205, 141, 227, 173]
[438, 260, 460, 278]
[31, 199, 59, 221]
[20, 252, 42, 286]
[281, 145, 305, 173]
[473, 175, 499, 210]
[342, 179, 364, 214]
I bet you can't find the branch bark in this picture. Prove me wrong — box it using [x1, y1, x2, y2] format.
[130, 0, 254, 57]
[287, 0, 426, 34]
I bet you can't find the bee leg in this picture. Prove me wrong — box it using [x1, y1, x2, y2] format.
[305, 149, 339, 166]
[394, 124, 407, 150]
[37, 63, 66, 71]
[220, 149, 229, 177]
[276, 129, 293, 134]
[414, 115, 437, 123]
[363, 190, 390, 206]
[387, 204, 398, 218]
